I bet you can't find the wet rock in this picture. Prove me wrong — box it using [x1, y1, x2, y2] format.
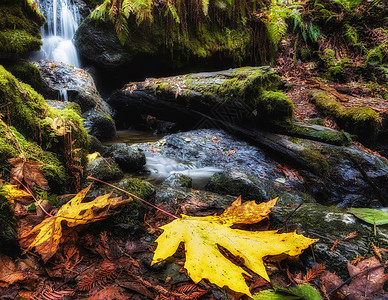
[34, 61, 116, 141]
[88, 134, 108, 154]
[104, 143, 146, 172]
[271, 203, 388, 278]
[86, 157, 123, 182]
[206, 170, 266, 201]
[137, 129, 388, 207]
[82, 108, 116, 141]
[161, 173, 192, 188]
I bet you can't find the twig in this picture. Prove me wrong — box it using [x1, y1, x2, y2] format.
[328, 263, 387, 296]
[88, 176, 178, 219]
[283, 203, 303, 231]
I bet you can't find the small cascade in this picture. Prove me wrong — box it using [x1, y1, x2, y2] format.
[35, 0, 80, 67]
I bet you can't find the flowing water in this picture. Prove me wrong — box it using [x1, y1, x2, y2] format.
[33, 0, 80, 67]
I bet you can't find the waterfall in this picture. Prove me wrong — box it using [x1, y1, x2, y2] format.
[34, 0, 80, 67]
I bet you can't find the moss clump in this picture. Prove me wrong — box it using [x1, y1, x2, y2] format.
[308, 89, 380, 143]
[342, 107, 380, 142]
[0, 190, 17, 255]
[299, 148, 329, 176]
[255, 90, 294, 122]
[320, 48, 351, 82]
[0, 0, 45, 54]
[4, 60, 46, 94]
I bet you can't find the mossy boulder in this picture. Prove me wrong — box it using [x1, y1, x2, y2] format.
[309, 89, 381, 143]
[88, 177, 155, 238]
[86, 157, 124, 182]
[75, 16, 251, 71]
[0, 0, 45, 54]
[0, 190, 18, 255]
[0, 65, 88, 193]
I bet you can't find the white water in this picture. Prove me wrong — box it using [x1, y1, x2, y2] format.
[34, 0, 80, 67]
[145, 155, 223, 188]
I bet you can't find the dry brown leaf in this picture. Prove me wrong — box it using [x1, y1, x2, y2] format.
[0, 254, 24, 288]
[347, 257, 388, 299]
[343, 231, 358, 241]
[8, 158, 49, 190]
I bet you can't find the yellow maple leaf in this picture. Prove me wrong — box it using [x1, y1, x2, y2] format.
[152, 197, 318, 296]
[20, 185, 132, 262]
[2, 185, 31, 203]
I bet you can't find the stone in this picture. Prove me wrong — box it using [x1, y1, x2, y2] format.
[86, 157, 123, 182]
[104, 143, 146, 172]
[161, 173, 192, 188]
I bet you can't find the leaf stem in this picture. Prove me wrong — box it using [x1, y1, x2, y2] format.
[13, 177, 53, 217]
[87, 176, 178, 219]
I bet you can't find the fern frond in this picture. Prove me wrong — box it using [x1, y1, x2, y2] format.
[165, 2, 181, 24]
[202, 0, 210, 16]
[90, 0, 110, 22]
[122, 0, 135, 18]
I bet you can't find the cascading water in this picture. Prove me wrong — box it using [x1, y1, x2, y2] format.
[34, 0, 80, 67]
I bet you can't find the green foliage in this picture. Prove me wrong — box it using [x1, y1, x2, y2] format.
[349, 208, 388, 226]
[254, 285, 322, 300]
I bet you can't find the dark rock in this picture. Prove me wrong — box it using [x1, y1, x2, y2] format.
[82, 108, 116, 141]
[86, 157, 123, 182]
[207, 170, 266, 201]
[0, 193, 18, 256]
[88, 134, 107, 154]
[271, 203, 388, 278]
[33, 61, 117, 141]
[105, 143, 146, 172]
[161, 173, 192, 188]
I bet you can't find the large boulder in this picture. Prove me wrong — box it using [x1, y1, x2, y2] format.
[74, 16, 251, 88]
[33, 61, 117, 141]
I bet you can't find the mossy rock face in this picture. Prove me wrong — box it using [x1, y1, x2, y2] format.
[161, 173, 192, 189]
[308, 89, 381, 144]
[0, 189, 18, 255]
[0, 66, 88, 193]
[3, 60, 48, 94]
[75, 16, 251, 71]
[0, 0, 44, 54]
[271, 204, 388, 278]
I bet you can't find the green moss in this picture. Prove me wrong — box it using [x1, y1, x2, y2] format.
[299, 148, 329, 175]
[255, 90, 294, 122]
[11, 127, 67, 192]
[287, 123, 352, 146]
[309, 89, 380, 143]
[0, 0, 45, 54]
[0, 29, 42, 53]
[0, 121, 19, 179]
[4, 61, 46, 94]
[342, 107, 380, 143]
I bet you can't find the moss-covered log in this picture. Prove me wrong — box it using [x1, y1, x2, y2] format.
[108, 66, 293, 128]
[308, 89, 381, 144]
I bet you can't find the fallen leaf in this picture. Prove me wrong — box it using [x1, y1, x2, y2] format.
[20, 185, 132, 262]
[2, 185, 31, 203]
[8, 158, 49, 191]
[152, 197, 317, 296]
[0, 254, 24, 287]
[349, 208, 388, 226]
[347, 257, 388, 299]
